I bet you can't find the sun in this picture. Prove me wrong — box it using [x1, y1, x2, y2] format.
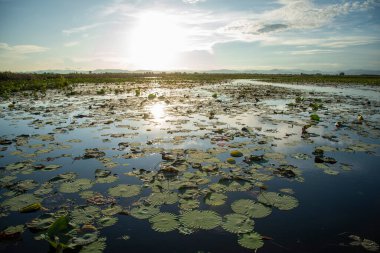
[128, 11, 187, 70]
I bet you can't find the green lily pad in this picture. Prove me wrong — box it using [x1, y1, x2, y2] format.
[149, 212, 179, 232]
[238, 232, 264, 250]
[130, 205, 160, 219]
[257, 192, 299, 211]
[204, 192, 227, 206]
[107, 184, 141, 198]
[146, 192, 178, 206]
[79, 237, 106, 253]
[180, 210, 221, 230]
[222, 214, 254, 234]
[231, 199, 272, 218]
[230, 150, 243, 157]
[59, 179, 93, 193]
[0, 193, 42, 212]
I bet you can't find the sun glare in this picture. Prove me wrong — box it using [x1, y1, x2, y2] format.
[150, 103, 166, 120]
[128, 12, 187, 70]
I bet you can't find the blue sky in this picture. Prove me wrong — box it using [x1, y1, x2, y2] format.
[0, 0, 379, 71]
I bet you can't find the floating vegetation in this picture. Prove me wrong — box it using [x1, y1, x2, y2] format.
[238, 232, 264, 250]
[1, 76, 379, 252]
[59, 179, 93, 193]
[0, 194, 42, 212]
[231, 199, 272, 218]
[149, 213, 179, 232]
[146, 192, 178, 206]
[221, 214, 254, 234]
[180, 210, 222, 230]
[348, 235, 379, 252]
[230, 150, 243, 157]
[79, 237, 106, 253]
[204, 192, 227, 206]
[258, 192, 299, 211]
[107, 184, 141, 198]
[130, 205, 160, 219]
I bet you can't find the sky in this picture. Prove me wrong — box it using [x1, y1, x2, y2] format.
[0, 0, 379, 72]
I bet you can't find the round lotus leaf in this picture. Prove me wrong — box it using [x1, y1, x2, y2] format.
[98, 216, 118, 228]
[130, 205, 160, 219]
[95, 174, 118, 184]
[180, 210, 222, 230]
[79, 237, 106, 253]
[72, 232, 99, 246]
[204, 193, 227, 206]
[257, 192, 299, 211]
[59, 179, 93, 193]
[71, 206, 101, 225]
[219, 179, 252, 192]
[208, 183, 227, 193]
[238, 232, 264, 250]
[231, 199, 272, 218]
[230, 150, 243, 157]
[146, 192, 178, 206]
[101, 205, 123, 216]
[107, 184, 141, 198]
[149, 212, 179, 232]
[222, 214, 254, 234]
[179, 198, 200, 210]
[27, 215, 55, 231]
[0, 193, 42, 212]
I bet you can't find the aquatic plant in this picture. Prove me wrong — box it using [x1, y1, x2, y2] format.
[238, 232, 264, 250]
[107, 184, 141, 198]
[0, 194, 42, 212]
[130, 205, 160, 219]
[149, 213, 179, 232]
[231, 199, 272, 218]
[204, 192, 227, 206]
[221, 214, 254, 234]
[180, 210, 221, 230]
[257, 192, 299, 210]
[230, 150, 243, 157]
[59, 179, 93, 193]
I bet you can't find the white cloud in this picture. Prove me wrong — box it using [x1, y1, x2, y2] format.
[62, 23, 102, 35]
[183, 0, 206, 4]
[0, 42, 49, 54]
[64, 41, 80, 47]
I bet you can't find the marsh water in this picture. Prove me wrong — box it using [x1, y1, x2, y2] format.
[0, 80, 379, 253]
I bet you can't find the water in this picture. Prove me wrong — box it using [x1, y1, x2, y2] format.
[0, 81, 379, 253]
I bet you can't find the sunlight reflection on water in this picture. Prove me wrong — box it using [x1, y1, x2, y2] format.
[150, 103, 166, 121]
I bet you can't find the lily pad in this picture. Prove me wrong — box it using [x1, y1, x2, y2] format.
[59, 179, 93, 193]
[149, 212, 179, 232]
[79, 237, 106, 253]
[0, 193, 42, 212]
[204, 192, 227, 206]
[238, 232, 264, 250]
[231, 199, 272, 218]
[107, 184, 141, 198]
[258, 192, 299, 211]
[130, 205, 160, 219]
[180, 210, 221, 230]
[146, 192, 178, 206]
[222, 214, 254, 234]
